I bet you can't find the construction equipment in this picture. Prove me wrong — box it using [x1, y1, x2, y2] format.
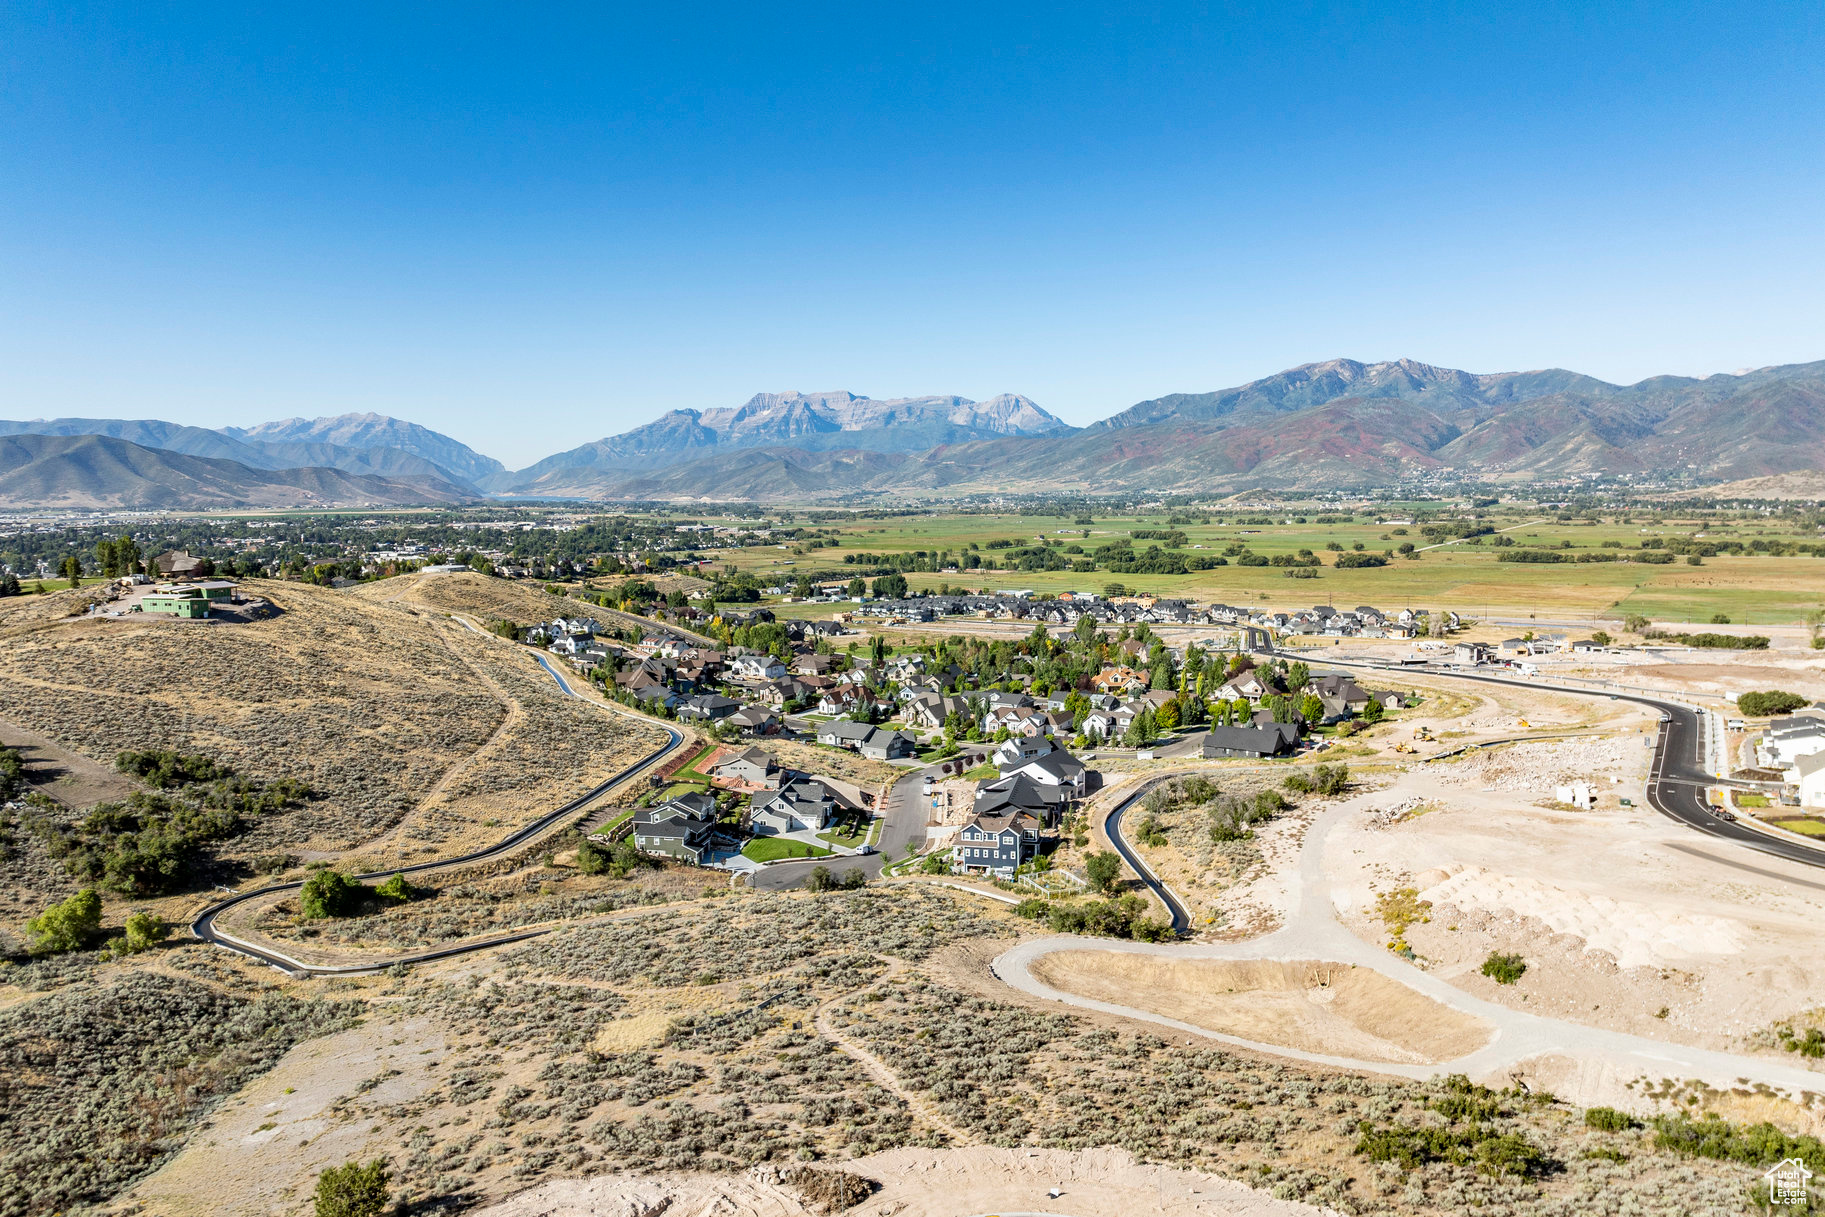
[1518, 718, 1531, 728]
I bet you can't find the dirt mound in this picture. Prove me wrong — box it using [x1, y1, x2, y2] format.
[1029, 952, 1492, 1064]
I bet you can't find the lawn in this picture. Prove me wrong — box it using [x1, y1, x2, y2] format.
[741, 837, 833, 862]
[676, 743, 721, 781]
[1770, 818, 1825, 837]
[817, 816, 875, 848]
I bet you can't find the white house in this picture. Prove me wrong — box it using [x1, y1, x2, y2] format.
[1796, 751, 1825, 810]
[731, 654, 787, 681]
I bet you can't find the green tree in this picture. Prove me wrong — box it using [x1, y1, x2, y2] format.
[374, 873, 416, 903]
[1361, 696, 1385, 723]
[27, 888, 102, 954]
[300, 869, 360, 919]
[1084, 850, 1122, 894]
[1590, 630, 1612, 647]
[846, 576, 865, 597]
[1297, 693, 1325, 724]
[314, 1158, 391, 1217]
[1155, 698, 1181, 731]
[60, 555, 82, 588]
[117, 533, 142, 574]
[1285, 661, 1310, 691]
[116, 910, 171, 955]
[872, 572, 909, 598]
[95, 538, 119, 577]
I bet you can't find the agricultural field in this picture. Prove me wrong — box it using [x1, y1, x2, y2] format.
[698, 506, 1825, 626]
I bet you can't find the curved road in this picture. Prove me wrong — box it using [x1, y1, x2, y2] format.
[1100, 659, 1825, 943]
[191, 646, 686, 976]
[1102, 777, 1193, 934]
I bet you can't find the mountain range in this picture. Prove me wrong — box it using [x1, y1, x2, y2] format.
[3, 358, 1822, 506]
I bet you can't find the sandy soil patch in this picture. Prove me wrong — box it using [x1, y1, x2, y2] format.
[1416, 864, 1744, 968]
[1331, 763, 1825, 1060]
[474, 1146, 1324, 1217]
[1029, 951, 1492, 1064]
[0, 717, 137, 809]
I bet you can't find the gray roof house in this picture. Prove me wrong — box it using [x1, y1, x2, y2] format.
[631, 792, 719, 864]
[955, 808, 1043, 880]
[750, 777, 837, 834]
[1201, 724, 1298, 759]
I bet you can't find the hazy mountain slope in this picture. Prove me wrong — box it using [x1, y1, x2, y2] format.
[1094, 358, 1621, 431]
[501, 390, 1069, 487]
[523, 358, 1825, 500]
[0, 434, 477, 509]
[226, 412, 505, 483]
[0, 417, 470, 485]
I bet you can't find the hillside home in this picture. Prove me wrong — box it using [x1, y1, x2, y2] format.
[955, 808, 1043, 879]
[750, 778, 837, 834]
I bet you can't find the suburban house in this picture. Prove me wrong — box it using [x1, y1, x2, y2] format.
[955, 808, 1043, 879]
[730, 653, 787, 681]
[676, 693, 742, 722]
[710, 746, 780, 788]
[1304, 673, 1371, 716]
[858, 728, 917, 761]
[1202, 723, 1298, 759]
[999, 748, 1088, 797]
[817, 720, 878, 750]
[749, 777, 838, 834]
[153, 550, 208, 578]
[1759, 716, 1825, 770]
[973, 771, 1070, 827]
[726, 704, 779, 735]
[631, 792, 720, 864]
[993, 735, 1055, 768]
[1796, 751, 1825, 809]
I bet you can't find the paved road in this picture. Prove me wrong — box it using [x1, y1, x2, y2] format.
[998, 791, 1825, 1096]
[1101, 777, 1192, 934]
[190, 647, 686, 976]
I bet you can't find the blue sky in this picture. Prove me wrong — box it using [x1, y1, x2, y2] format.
[2, 2, 1822, 467]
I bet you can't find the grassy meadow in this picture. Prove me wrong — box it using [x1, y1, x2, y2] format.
[695, 508, 1824, 624]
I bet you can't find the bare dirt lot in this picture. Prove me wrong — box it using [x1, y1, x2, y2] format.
[1031, 952, 1493, 1065]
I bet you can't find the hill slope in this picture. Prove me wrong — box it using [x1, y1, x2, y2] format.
[0, 434, 479, 508]
[525, 358, 1825, 500]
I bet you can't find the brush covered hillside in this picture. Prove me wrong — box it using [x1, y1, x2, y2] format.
[0, 433, 479, 509]
[499, 389, 1068, 492]
[535, 357, 1825, 499]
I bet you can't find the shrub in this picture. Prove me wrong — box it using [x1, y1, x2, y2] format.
[27, 888, 102, 954]
[1585, 1105, 1638, 1131]
[373, 873, 417, 903]
[1481, 951, 1527, 985]
[314, 1158, 391, 1217]
[115, 911, 170, 955]
[1652, 1113, 1825, 1168]
[1739, 690, 1808, 717]
[300, 869, 360, 919]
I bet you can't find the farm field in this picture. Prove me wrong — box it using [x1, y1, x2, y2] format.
[698, 507, 1825, 625]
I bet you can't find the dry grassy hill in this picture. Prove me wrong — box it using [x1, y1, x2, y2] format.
[0, 577, 667, 904]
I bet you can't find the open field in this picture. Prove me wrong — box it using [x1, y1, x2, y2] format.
[702, 507, 1825, 624]
[1029, 952, 1493, 1064]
